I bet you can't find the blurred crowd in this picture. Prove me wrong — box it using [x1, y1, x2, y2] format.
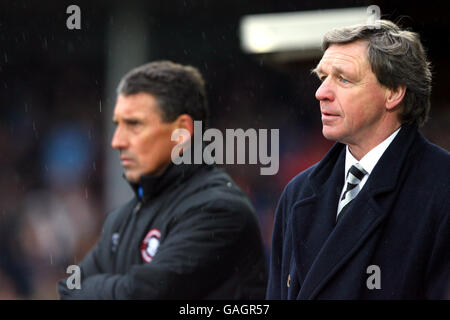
[0, 66, 105, 298]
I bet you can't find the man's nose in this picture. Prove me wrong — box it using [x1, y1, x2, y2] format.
[315, 78, 335, 102]
[111, 126, 128, 150]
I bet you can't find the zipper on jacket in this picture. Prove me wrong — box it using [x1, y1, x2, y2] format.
[132, 200, 143, 215]
[112, 199, 143, 272]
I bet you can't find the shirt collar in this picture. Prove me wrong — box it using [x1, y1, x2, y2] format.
[345, 127, 401, 177]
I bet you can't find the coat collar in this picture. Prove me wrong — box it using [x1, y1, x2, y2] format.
[308, 124, 418, 197]
[292, 124, 420, 299]
[126, 161, 209, 203]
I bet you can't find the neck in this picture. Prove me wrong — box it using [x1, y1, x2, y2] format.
[347, 123, 401, 160]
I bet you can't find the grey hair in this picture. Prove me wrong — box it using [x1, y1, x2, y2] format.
[322, 20, 432, 127]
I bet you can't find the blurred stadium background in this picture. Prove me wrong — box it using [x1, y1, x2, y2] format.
[1, 0, 449, 299]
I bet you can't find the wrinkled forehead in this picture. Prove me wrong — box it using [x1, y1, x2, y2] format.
[315, 41, 370, 76]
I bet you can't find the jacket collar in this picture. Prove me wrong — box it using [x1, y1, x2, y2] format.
[363, 123, 419, 196]
[126, 161, 209, 203]
[308, 123, 419, 197]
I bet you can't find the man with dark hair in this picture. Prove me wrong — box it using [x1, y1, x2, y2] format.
[267, 20, 449, 299]
[58, 61, 267, 299]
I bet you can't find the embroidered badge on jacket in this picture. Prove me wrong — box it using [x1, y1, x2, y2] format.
[140, 229, 161, 262]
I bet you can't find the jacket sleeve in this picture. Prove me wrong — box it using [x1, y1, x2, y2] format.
[58, 194, 254, 299]
[57, 242, 104, 298]
[58, 214, 111, 299]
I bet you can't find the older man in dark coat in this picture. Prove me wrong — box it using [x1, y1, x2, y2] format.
[267, 20, 449, 299]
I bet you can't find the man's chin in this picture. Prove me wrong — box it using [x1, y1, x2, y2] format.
[123, 171, 140, 184]
[322, 127, 340, 142]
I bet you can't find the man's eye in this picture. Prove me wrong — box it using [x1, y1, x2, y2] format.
[319, 75, 327, 82]
[339, 76, 349, 83]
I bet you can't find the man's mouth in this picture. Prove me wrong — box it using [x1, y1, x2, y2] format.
[120, 157, 134, 165]
[321, 109, 339, 116]
[321, 111, 339, 117]
[321, 111, 341, 123]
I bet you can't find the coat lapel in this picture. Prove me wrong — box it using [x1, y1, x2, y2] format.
[292, 124, 419, 299]
[291, 142, 345, 291]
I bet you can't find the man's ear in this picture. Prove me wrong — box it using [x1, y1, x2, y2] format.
[174, 114, 194, 138]
[386, 85, 406, 110]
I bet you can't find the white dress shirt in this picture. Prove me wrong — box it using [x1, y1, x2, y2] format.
[336, 127, 401, 218]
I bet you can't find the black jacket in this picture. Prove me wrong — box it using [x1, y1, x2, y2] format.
[58, 162, 267, 299]
[267, 124, 449, 299]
